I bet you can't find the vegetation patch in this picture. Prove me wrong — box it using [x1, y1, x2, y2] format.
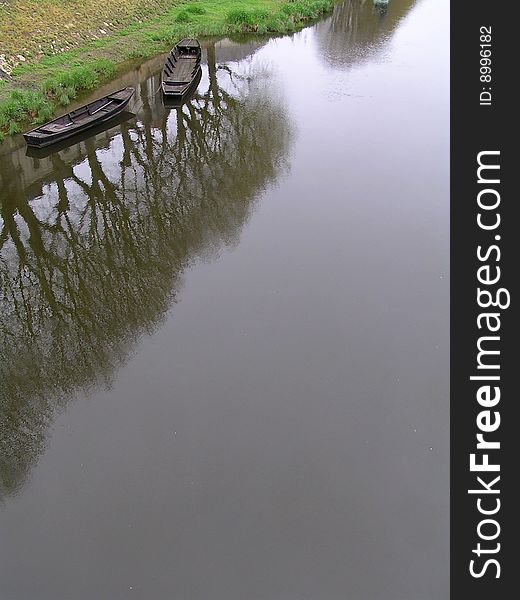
[42, 59, 117, 105]
[185, 4, 206, 14]
[225, 0, 333, 33]
[0, 89, 53, 137]
[175, 10, 193, 22]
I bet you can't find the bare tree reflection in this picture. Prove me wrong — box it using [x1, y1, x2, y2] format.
[315, 0, 416, 68]
[0, 49, 292, 498]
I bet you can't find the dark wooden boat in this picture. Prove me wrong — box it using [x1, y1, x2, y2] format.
[161, 38, 202, 98]
[162, 69, 202, 109]
[23, 87, 135, 148]
[25, 110, 135, 159]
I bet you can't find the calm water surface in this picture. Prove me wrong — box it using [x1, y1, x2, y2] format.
[0, 0, 449, 598]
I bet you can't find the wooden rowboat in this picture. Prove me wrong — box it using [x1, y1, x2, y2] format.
[162, 69, 202, 109]
[25, 110, 134, 159]
[23, 87, 135, 147]
[161, 38, 202, 98]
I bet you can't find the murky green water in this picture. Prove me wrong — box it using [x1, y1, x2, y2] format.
[0, 1, 449, 598]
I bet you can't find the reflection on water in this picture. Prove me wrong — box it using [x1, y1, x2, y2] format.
[316, 0, 415, 67]
[0, 1, 449, 598]
[0, 47, 292, 497]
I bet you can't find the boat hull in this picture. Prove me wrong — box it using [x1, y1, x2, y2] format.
[161, 39, 202, 99]
[25, 111, 135, 158]
[162, 69, 202, 105]
[23, 87, 135, 148]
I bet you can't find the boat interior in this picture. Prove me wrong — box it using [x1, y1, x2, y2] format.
[37, 90, 131, 133]
[163, 41, 200, 87]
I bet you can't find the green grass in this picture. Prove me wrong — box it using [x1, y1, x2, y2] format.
[0, 59, 116, 134]
[42, 59, 117, 97]
[185, 4, 206, 14]
[0, 0, 337, 138]
[0, 89, 54, 136]
[224, 0, 335, 32]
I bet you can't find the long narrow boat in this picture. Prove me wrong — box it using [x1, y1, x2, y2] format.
[23, 87, 135, 148]
[25, 110, 135, 159]
[162, 69, 202, 109]
[161, 39, 202, 99]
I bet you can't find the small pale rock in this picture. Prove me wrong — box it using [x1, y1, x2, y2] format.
[17, 55, 26, 62]
[0, 56, 13, 75]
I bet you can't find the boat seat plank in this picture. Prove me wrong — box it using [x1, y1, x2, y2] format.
[39, 123, 72, 133]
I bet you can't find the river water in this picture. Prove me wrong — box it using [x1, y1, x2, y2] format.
[0, 0, 449, 598]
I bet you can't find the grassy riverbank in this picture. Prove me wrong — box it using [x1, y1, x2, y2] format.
[0, 0, 335, 139]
